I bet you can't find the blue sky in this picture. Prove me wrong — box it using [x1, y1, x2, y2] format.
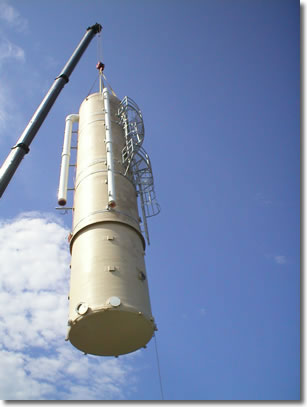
[0, 0, 300, 401]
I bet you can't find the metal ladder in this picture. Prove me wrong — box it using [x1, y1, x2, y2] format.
[118, 96, 160, 245]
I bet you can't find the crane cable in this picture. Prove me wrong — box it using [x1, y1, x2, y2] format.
[95, 34, 117, 96]
[96, 34, 104, 93]
[102, 73, 117, 97]
[86, 35, 117, 97]
[154, 333, 165, 400]
[86, 76, 98, 97]
[97, 31, 102, 63]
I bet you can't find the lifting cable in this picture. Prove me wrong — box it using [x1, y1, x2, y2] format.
[154, 333, 165, 400]
[96, 31, 117, 96]
[86, 34, 118, 97]
[97, 31, 103, 62]
[86, 75, 98, 96]
[102, 73, 117, 97]
[86, 33, 103, 96]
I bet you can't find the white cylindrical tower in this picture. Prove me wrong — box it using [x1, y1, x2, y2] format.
[67, 91, 155, 356]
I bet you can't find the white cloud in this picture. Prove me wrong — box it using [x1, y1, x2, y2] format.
[274, 255, 286, 265]
[0, 213, 139, 400]
[0, 38, 25, 132]
[0, 86, 12, 131]
[0, 0, 28, 32]
[0, 38, 25, 64]
[0, 2, 26, 134]
[0, 350, 53, 399]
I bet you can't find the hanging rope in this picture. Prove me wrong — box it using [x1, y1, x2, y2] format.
[96, 32, 102, 62]
[154, 333, 165, 400]
[86, 30, 118, 97]
[102, 73, 117, 97]
[86, 75, 98, 97]
[96, 35, 103, 93]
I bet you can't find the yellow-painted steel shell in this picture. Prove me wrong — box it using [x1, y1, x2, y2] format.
[67, 92, 154, 356]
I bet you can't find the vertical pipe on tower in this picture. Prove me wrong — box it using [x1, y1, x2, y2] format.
[58, 114, 79, 206]
[103, 87, 116, 208]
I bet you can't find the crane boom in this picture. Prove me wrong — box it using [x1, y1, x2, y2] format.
[0, 23, 102, 198]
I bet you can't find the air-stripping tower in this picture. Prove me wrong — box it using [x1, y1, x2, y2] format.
[57, 70, 160, 356]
